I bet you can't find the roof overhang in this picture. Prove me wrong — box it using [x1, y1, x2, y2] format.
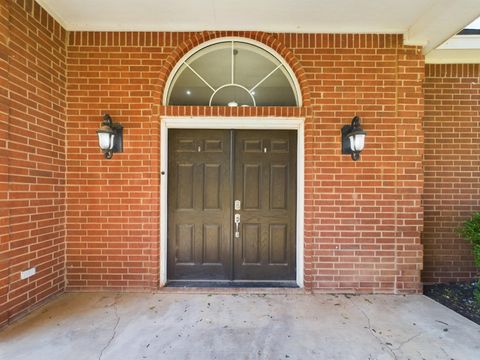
[425, 17, 480, 64]
[36, 0, 480, 59]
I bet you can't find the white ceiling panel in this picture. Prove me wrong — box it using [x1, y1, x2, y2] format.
[36, 0, 480, 55]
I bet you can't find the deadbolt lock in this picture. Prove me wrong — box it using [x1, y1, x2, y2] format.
[234, 200, 241, 210]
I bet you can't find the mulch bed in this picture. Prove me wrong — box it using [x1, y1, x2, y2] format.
[424, 281, 480, 326]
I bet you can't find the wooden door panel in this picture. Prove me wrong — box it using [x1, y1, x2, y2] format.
[233, 130, 297, 281]
[175, 224, 194, 264]
[203, 224, 222, 264]
[243, 164, 261, 210]
[243, 139, 263, 152]
[168, 130, 231, 280]
[270, 164, 288, 209]
[168, 129, 296, 283]
[203, 164, 222, 209]
[269, 224, 288, 264]
[242, 223, 261, 265]
[176, 163, 194, 209]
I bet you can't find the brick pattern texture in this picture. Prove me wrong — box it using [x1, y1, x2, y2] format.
[1, 1, 430, 325]
[0, 0, 10, 327]
[423, 64, 480, 283]
[66, 31, 425, 294]
[0, 0, 67, 326]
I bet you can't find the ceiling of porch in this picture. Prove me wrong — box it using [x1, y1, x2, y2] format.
[36, 0, 480, 61]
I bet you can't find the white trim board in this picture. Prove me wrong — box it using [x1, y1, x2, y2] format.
[160, 117, 305, 288]
[426, 49, 480, 64]
[438, 35, 480, 50]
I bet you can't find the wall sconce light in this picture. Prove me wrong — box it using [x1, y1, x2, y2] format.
[341, 116, 367, 161]
[96, 114, 123, 159]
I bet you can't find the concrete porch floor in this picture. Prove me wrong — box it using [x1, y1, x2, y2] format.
[1, 292, 479, 360]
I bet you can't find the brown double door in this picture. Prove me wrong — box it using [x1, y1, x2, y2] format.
[168, 129, 296, 284]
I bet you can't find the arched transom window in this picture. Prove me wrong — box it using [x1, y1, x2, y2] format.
[165, 39, 301, 107]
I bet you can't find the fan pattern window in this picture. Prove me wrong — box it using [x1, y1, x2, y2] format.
[166, 40, 299, 107]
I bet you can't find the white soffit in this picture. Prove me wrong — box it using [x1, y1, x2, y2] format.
[426, 16, 480, 63]
[403, 0, 480, 53]
[37, 0, 480, 53]
[36, 0, 435, 33]
[437, 17, 480, 50]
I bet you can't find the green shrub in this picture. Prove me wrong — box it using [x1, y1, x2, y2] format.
[475, 287, 480, 303]
[458, 212, 480, 302]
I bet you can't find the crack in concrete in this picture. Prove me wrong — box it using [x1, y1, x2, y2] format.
[439, 346, 452, 359]
[351, 300, 398, 360]
[393, 332, 422, 351]
[98, 295, 121, 360]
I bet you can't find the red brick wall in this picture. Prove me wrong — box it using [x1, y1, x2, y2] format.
[66, 32, 424, 294]
[0, 0, 66, 326]
[0, 0, 11, 327]
[423, 64, 480, 283]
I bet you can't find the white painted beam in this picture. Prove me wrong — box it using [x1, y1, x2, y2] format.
[404, 0, 480, 54]
[426, 49, 480, 64]
[438, 35, 480, 50]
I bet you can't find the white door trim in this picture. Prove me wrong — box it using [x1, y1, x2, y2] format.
[160, 116, 305, 288]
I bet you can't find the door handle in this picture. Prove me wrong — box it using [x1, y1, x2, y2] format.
[234, 214, 240, 238]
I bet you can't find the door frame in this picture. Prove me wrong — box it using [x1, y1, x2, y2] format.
[160, 117, 305, 288]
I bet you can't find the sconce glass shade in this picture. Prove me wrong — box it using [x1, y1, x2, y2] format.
[97, 127, 115, 150]
[349, 132, 365, 152]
